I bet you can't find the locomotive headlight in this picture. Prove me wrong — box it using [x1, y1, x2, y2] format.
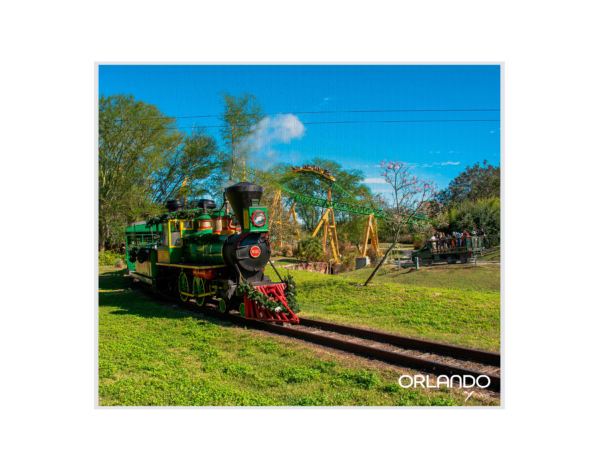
[252, 210, 266, 227]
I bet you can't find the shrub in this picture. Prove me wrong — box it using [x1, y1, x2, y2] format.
[341, 251, 357, 272]
[412, 234, 424, 249]
[366, 247, 379, 259]
[99, 250, 123, 266]
[294, 236, 324, 262]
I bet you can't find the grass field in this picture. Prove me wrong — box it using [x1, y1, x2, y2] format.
[478, 250, 501, 261]
[99, 267, 498, 406]
[337, 264, 500, 292]
[266, 264, 500, 352]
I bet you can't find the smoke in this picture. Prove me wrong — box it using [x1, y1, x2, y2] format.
[238, 114, 306, 168]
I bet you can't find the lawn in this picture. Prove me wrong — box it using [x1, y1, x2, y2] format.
[99, 267, 497, 406]
[267, 265, 500, 352]
[478, 250, 501, 261]
[337, 264, 500, 292]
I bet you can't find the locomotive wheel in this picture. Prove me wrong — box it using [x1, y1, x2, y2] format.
[192, 278, 206, 307]
[178, 272, 190, 302]
[238, 300, 246, 318]
[219, 298, 229, 313]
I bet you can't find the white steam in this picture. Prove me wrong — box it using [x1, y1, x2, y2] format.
[238, 114, 305, 168]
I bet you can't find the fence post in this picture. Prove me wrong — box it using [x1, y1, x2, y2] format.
[474, 255, 477, 267]
[415, 257, 419, 270]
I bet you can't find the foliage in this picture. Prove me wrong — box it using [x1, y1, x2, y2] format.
[99, 250, 123, 266]
[148, 127, 221, 204]
[366, 247, 379, 259]
[270, 158, 375, 234]
[447, 198, 500, 246]
[337, 213, 373, 248]
[294, 236, 324, 262]
[145, 208, 205, 226]
[237, 279, 292, 316]
[219, 92, 265, 180]
[340, 251, 358, 272]
[99, 94, 219, 251]
[412, 234, 424, 249]
[283, 275, 301, 313]
[127, 246, 139, 263]
[437, 160, 500, 205]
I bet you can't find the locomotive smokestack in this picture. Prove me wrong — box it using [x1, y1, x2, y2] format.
[165, 199, 185, 212]
[225, 182, 263, 223]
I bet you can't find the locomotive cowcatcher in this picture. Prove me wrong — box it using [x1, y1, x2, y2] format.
[129, 182, 299, 324]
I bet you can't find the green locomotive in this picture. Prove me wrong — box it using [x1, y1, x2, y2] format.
[128, 182, 299, 324]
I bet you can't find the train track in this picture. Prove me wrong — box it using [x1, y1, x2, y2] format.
[138, 285, 501, 392]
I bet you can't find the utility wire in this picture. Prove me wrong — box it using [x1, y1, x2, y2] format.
[102, 119, 501, 133]
[110, 109, 500, 123]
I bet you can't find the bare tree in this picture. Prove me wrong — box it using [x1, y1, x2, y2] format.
[364, 160, 447, 286]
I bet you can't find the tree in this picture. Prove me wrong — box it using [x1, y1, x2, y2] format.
[272, 158, 374, 234]
[219, 92, 264, 180]
[99, 94, 220, 251]
[437, 160, 500, 205]
[448, 198, 500, 247]
[364, 160, 446, 286]
[99, 94, 182, 250]
[148, 127, 220, 204]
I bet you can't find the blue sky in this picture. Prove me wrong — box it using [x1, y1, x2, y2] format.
[99, 65, 500, 195]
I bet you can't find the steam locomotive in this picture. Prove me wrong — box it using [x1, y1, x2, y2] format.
[129, 182, 299, 324]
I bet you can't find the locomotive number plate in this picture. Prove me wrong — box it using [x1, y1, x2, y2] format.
[249, 246, 261, 258]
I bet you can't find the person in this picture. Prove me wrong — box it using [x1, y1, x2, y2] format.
[119, 242, 126, 255]
[430, 234, 437, 252]
[463, 230, 471, 249]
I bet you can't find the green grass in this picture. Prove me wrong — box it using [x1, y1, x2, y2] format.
[478, 250, 501, 261]
[99, 267, 497, 406]
[270, 266, 500, 352]
[337, 264, 500, 292]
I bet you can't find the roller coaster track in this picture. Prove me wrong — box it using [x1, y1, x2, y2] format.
[249, 167, 430, 226]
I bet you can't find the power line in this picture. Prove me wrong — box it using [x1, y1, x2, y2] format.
[110, 109, 500, 123]
[102, 119, 501, 133]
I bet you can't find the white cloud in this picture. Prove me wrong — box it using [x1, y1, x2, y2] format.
[239, 114, 305, 166]
[363, 177, 387, 184]
[491, 130, 495, 133]
[449, 151, 454, 153]
[436, 151, 441, 153]
[440, 161, 460, 165]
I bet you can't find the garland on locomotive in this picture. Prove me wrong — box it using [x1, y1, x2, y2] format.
[129, 182, 300, 324]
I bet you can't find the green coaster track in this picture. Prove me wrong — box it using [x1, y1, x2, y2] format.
[247, 166, 431, 228]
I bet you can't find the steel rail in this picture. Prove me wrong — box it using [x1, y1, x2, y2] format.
[296, 317, 500, 366]
[136, 285, 500, 392]
[227, 313, 501, 391]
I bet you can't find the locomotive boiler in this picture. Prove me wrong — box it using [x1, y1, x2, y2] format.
[129, 182, 299, 323]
